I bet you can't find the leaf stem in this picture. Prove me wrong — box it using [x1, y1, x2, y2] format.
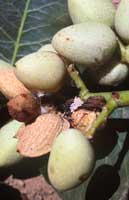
[11, 0, 31, 65]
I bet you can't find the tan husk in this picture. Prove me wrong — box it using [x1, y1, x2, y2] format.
[16, 113, 70, 157]
[0, 69, 30, 99]
[7, 93, 40, 123]
[62, 118, 71, 131]
[71, 109, 97, 134]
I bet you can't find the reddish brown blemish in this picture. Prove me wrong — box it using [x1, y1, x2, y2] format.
[79, 173, 88, 182]
[112, 92, 120, 99]
[66, 37, 70, 41]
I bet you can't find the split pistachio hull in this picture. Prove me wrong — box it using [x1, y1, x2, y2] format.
[68, 0, 116, 27]
[115, 0, 129, 44]
[48, 128, 95, 191]
[0, 120, 23, 168]
[52, 22, 117, 67]
[15, 51, 66, 92]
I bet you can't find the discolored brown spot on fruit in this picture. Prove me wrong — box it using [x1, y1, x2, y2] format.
[112, 92, 120, 99]
[79, 173, 88, 182]
[50, 166, 55, 175]
[66, 37, 70, 41]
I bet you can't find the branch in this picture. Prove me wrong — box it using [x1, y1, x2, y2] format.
[86, 98, 117, 138]
[84, 91, 129, 138]
[67, 64, 89, 98]
[68, 64, 129, 138]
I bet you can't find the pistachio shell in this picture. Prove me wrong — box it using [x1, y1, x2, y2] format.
[52, 22, 117, 67]
[0, 120, 23, 168]
[48, 128, 95, 191]
[115, 0, 129, 44]
[68, 0, 116, 27]
[15, 51, 66, 92]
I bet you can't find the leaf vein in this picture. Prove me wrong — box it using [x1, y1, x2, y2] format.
[11, 0, 32, 64]
[23, 24, 50, 34]
[19, 38, 50, 47]
[0, 27, 14, 41]
[28, 1, 62, 13]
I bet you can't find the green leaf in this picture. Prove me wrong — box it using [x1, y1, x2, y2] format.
[0, 0, 71, 64]
[0, 1, 129, 200]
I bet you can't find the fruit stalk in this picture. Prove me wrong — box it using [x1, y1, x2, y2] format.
[67, 64, 89, 97]
[68, 64, 129, 138]
[123, 45, 129, 64]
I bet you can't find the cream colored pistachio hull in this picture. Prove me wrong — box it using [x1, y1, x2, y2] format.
[115, 0, 129, 44]
[68, 0, 115, 27]
[0, 59, 13, 69]
[48, 129, 95, 191]
[52, 22, 117, 68]
[15, 51, 66, 92]
[0, 120, 23, 168]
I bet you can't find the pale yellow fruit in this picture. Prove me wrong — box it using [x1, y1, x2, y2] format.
[68, 0, 115, 27]
[0, 120, 23, 168]
[38, 44, 57, 53]
[15, 51, 66, 92]
[48, 128, 95, 191]
[0, 59, 12, 69]
[99, 62, 128, 86]
[115, 0, 129, 44]
[87, 57, 129, 86]
[52, 22, 117, 68]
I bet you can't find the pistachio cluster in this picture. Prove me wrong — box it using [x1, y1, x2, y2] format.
[53, 0, 129, 86]
[1, 0, 129, 193]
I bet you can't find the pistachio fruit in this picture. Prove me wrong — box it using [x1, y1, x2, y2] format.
[48, 128, 95, 191]
[0, 59, 12, 69]
[15, 51, 66, 92]
[99, 62, 128, 86]
[68, 0, 116, 27]
[0, 120, 23, 168]
[38, 44, 69, 65]
[87, 57, 129, 86]
[115, 0, 129, 44]
[52, 22, 117, 68]
[38, 44, 57, 53]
